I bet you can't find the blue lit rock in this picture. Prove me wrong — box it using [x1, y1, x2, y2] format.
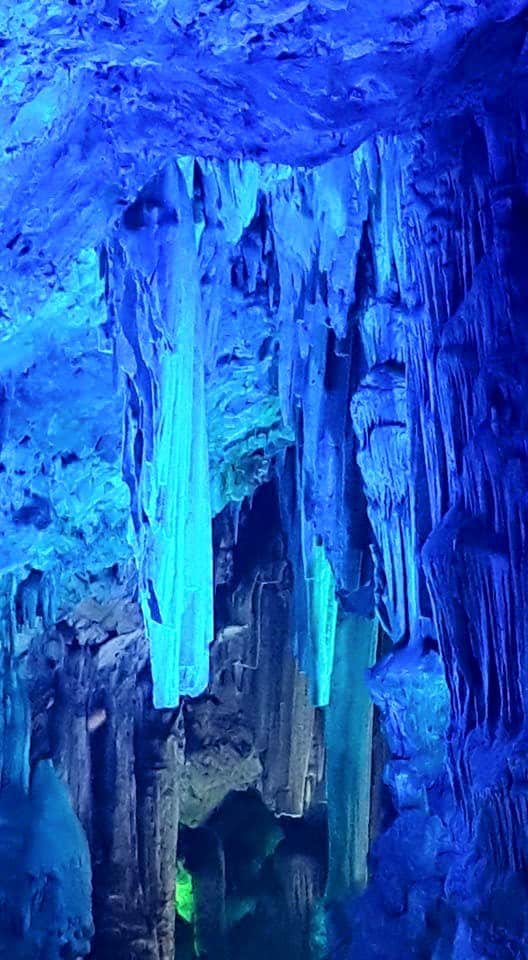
[1, 0, 526, 332]
[0, 601, 92, 959]
[1, 2, 528, 958]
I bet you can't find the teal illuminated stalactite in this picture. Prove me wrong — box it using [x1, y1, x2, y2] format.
[279, 450, 340, 708]
[326, 612, 378, 898]
[143, 295, 213, 706]
[144, 165, 213, 708]
[307, 543, 339, 707]
[113, 161, 214, 709]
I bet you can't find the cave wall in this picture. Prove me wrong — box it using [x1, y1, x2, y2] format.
[339, 106, 528, 958]
[0, 581, 93, 960]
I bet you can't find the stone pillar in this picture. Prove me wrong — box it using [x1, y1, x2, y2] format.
[326, 613, 378, 899]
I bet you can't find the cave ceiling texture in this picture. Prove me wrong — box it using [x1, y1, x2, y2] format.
[1, 1, 528, 959]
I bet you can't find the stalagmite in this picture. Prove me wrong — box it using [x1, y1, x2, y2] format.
[326, 613, 378, 899]
[0, 579, 93, 957]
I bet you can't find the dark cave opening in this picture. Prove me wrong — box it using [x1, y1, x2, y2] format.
[177, 789, 328, 960]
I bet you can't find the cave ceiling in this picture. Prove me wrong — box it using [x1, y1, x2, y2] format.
[2, 0, 528, 324]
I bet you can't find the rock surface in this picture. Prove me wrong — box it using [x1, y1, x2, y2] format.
[16, 485, 325, 959]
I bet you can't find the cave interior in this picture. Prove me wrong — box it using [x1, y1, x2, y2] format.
[1, 1, 528, 958]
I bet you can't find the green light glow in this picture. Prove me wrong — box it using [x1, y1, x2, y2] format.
[175, 862, 194, 924]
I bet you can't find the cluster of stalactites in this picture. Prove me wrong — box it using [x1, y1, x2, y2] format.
[110, 146, 412, 708]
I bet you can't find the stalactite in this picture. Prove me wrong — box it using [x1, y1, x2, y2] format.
[111, 162, 214, 708]
[326, 613, 378, 899]
[307, 544, 339, 708]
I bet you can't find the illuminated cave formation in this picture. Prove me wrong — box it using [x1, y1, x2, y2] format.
[1, 2, 528, 958]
